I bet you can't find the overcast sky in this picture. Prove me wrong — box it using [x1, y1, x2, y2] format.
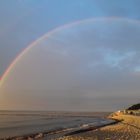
[0, 0, 140, 111]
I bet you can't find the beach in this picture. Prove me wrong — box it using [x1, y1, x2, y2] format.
[0, 112, 139, 140]
[54, 115, 140, 140]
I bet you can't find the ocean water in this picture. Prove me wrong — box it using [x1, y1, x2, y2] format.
[0, 111, 113, 139]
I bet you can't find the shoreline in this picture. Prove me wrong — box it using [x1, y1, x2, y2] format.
[0, 117, 117, 140]
[2, 114, 139, 140]
[54, 115, 140, 140]
[64, 119, 120, 136]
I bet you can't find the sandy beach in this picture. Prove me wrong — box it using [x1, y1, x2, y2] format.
[54, 115, 140, 140]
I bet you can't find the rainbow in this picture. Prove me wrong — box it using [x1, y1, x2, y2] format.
[0, 17, 140, 87]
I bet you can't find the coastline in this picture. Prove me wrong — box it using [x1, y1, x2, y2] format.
[0, 115, 116, 140]
[54, 115, 140, 140]
[1, 114, 139, 140]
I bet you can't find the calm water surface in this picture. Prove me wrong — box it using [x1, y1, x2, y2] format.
[0, 111, 112, 139]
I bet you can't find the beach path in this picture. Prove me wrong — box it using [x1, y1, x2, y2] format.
[54, 115, 140, 140]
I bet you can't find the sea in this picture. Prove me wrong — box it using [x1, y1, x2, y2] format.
[0, 111, 115, 140]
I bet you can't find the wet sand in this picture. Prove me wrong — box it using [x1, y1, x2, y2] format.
[54, 115, 140, 140]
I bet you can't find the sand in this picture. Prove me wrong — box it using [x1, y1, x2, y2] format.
[54, 115, 140, 140]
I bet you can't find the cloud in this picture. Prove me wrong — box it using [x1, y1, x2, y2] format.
[1, 18, 140, 111]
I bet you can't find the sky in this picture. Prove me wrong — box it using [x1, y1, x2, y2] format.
[0, 0, 140, 111]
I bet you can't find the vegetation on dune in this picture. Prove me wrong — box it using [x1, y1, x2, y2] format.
[127, 103, 140, 110]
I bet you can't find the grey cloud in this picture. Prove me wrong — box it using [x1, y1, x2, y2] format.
[1, 18, 140, 111]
